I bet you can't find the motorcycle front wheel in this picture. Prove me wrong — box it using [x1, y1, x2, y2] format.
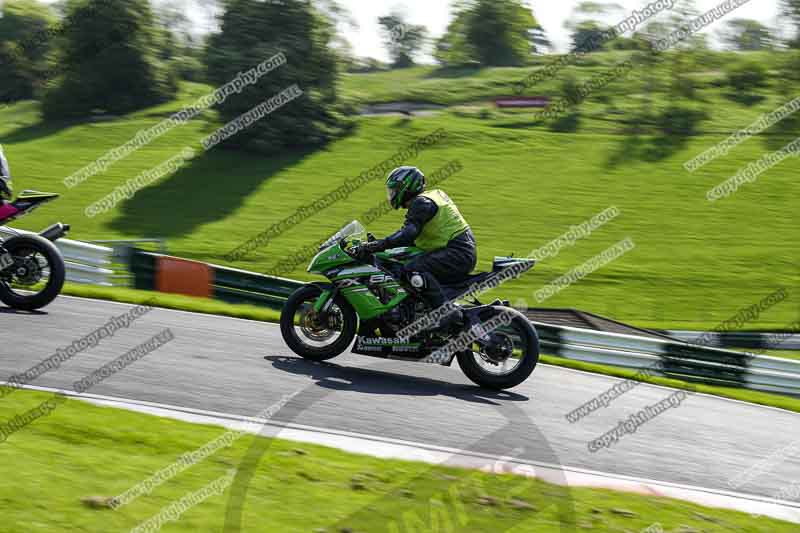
[0, 235, 66, 311]
[280, 284, 358, 361]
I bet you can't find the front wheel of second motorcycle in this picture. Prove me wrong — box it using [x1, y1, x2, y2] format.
[0, 235, 66, 311]
[280, 284, 357, 361]
[456, 306, 539, 390]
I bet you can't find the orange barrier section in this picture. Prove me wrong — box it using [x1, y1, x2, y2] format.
[155, 256, 212, 298]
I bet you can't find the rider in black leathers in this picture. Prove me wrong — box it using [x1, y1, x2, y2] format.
[359, 166, 476, 329]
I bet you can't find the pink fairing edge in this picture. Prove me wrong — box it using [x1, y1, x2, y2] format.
[0, 202, 20, 222]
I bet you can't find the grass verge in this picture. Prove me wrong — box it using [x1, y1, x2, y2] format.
[0, 389, 795, 532]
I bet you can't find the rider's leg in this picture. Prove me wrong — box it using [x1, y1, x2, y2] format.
[404, 268, 464, 331]
[404, 250, 468, 331]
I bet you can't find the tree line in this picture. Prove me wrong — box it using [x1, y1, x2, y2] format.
[0, 0, 799, 153]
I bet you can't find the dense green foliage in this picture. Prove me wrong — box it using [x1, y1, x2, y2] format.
[435, 0, 542, 67]
[0, 0, 55, 102]
[42, 0, 177, 118]
[725, 59, 769, 94]
[205, 0, 352, 153]
[784, 0, 800, 47]
[720, 18, 774, 51]
[570, 21, 609, 52]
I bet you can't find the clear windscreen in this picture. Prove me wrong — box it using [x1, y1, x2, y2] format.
[319, 220, 366, 250]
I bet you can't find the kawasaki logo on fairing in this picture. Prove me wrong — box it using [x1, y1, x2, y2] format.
[358, 337, 418, 346]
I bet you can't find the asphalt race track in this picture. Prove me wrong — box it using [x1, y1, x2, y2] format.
[2, 296, 799, 504]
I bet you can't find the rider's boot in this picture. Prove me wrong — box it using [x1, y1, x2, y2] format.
[438, 308, 465, 335]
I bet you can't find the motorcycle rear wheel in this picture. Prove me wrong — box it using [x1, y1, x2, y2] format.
[456, 306, 539, 390]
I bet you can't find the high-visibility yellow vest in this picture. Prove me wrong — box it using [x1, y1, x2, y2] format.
[415, 189, 470, 251]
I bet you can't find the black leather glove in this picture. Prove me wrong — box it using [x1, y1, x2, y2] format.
[353, 240, 383, 262]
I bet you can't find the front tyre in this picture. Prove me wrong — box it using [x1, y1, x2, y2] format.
[280, 284, 357, 361]
[0, 235, 66, 311]
[456, 306, 539, 390]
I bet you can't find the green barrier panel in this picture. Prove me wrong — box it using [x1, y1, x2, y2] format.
[212, 285, 287, 310]
[212, 265, 302, 299]
[530, 323, 562, 344]
[659, 364, 748, 388]
[664, 343, 751, 367]
[130, 249, 156, 291]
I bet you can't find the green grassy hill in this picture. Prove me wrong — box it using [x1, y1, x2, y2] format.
[1, 55, 798, 329]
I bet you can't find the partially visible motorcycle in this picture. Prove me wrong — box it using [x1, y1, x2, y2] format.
[0, 146, 69, 311]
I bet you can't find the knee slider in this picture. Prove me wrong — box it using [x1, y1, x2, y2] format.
[402, 268, 426, 289]
[409, 272, 426, 289]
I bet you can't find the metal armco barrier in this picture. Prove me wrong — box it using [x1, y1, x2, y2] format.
[1, 226, 114, 285]
[536, 322, 800, 396]
[665, 330, 800, 350]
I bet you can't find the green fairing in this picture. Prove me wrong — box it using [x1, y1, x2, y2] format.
[306, 240, 426, 320]
[338, 281, 408, 320]
[307, 243, 353, 274]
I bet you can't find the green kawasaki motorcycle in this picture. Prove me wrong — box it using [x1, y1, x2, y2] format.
[279, 221, 540, 389]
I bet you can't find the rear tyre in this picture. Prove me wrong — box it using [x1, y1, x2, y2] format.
[456, 306, 539, 390]
[0, 235, 66, 311]
[280, 284, 357, 361]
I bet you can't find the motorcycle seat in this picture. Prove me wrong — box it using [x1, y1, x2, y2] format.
[441, 272, 495, 300]
[440, 257, 535, 300]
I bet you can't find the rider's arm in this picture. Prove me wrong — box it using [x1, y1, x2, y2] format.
[372, 196, 438, 251]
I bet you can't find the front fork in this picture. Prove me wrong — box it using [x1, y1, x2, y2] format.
[312, 286, 339, 320]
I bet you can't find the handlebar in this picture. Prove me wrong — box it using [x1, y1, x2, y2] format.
[344, 241, 404, 279]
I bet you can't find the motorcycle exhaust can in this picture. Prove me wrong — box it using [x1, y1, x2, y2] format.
[40, 222, 70, 242]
